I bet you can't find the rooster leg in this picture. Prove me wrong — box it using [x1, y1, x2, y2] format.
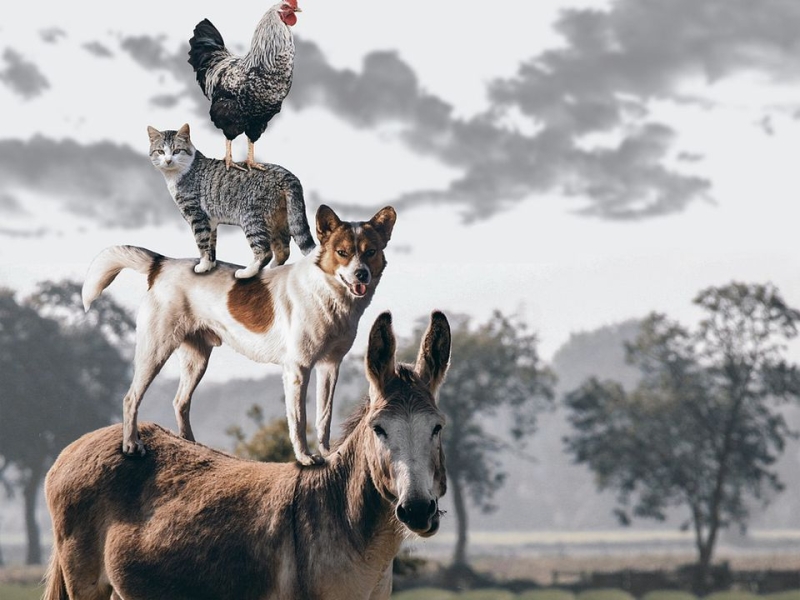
[245, 139, 267, 171]
[225, 139, 246, 172]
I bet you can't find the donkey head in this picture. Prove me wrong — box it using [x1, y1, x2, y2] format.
[365, 310, 450, 537]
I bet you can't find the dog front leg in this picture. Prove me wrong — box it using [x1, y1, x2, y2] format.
[282, 364, 322, 466]
[314, 361, 340, 455]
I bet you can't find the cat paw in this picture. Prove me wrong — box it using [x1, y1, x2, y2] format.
[194, 259, 216, 274]
[235, 264, 260, 279]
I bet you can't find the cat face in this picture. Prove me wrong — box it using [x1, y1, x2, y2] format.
[147, 124, 195, 174]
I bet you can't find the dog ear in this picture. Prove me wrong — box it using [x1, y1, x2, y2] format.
[366, 312, 396, 400]
[316, 205, 342, 245]
[414, 311, 451, 399]
[369, 206, 396, 247]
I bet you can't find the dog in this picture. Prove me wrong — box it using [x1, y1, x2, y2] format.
[82, 204, 396, 465]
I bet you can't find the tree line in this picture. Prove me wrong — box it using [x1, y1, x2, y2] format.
[1, 279, 799, 594]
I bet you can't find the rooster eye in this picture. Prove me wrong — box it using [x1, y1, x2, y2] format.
[373, 425, 387, 438]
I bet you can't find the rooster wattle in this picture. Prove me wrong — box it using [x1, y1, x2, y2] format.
[188, 1, 301, 171]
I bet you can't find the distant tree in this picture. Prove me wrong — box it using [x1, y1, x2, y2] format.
[400, 311, 555, 570]
[0, 281, 131, 564]
[563, 282, 800, 590]
[227, 405, 299, 463]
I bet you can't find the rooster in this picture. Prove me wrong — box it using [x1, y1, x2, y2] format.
[188, 1, 301, 171]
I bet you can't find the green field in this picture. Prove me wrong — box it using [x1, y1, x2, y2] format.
[0, 582, 42, 600]
[5, 582, 800, 600]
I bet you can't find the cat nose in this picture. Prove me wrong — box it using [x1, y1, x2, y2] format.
[165, 157, 173, 165]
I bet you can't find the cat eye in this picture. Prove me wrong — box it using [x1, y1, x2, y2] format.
[154, 149, 165, 155]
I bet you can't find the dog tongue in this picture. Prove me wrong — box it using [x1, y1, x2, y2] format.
[354, 283, 368, 297]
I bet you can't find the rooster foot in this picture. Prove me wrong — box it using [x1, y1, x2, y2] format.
[246, 160, 267, 171]
[225, 159, 247, 172]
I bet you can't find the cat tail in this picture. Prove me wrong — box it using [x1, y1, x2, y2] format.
[286, 181, 317, 255]
[82, 245, 163, 312]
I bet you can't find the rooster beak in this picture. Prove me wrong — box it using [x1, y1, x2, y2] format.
[294, 6, 302, 11]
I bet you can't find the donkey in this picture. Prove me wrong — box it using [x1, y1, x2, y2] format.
[43, 310, 450, 600]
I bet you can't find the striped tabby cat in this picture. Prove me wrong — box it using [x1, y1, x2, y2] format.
[147, 123, 315, 278]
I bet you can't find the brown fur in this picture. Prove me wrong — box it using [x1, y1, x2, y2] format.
[146, 255, 165, 290]
[227, 276, 275, 333]
[44, 311, 450, 600]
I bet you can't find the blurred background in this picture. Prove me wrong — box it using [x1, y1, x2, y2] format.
[2, 0, 800, 597]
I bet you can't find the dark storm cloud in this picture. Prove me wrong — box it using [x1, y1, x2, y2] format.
[33, 0, 799, 225]
[0, 49, 50, 100]
[0, 137, 179, 228]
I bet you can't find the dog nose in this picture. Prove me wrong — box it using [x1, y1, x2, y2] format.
[354, 268, 369, 283]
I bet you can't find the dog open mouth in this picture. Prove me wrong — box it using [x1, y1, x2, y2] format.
[341, 276, 369, 297]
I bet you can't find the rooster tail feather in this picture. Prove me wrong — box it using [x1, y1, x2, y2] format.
[286, 181, 316, 255]
[188, 18, 227, 95]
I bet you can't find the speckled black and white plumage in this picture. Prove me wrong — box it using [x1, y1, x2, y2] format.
[188, 2, 296, 146]
[148, 124, 315, 279]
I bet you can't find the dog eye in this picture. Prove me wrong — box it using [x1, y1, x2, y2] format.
[336, 249, 348, 257]
[373, 425, 387, 438]
[432, 424, 442, 437]
[363, 249, 376, 258]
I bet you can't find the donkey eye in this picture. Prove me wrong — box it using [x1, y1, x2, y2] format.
[373, 425, 387, 438]
[432, 424, 442, 436]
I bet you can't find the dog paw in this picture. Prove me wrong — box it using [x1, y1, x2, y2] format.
[122, 438, 146, 457]
[194, 259, 216, 274]
[296, 453, 325, 466]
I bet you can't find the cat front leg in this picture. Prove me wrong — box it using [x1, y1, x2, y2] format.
[192, 218, 217, 274]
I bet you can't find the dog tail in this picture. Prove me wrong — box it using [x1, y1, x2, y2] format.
[286, 178, 316, 256]
[82, 245, 163, 312]
[42, 546, 68, 600]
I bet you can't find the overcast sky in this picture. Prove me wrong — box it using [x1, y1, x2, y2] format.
[2, 0, 800, 381]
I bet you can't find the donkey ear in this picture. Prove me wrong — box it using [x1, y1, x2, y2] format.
[366, 311, 396, 399]
[415, 311, 451, 398]
[316, 205, 342, 245]
[368, 206, 396, 247]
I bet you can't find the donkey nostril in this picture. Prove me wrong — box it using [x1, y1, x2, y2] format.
[396, 504, 409, 523]
[427, 499, 437, 517]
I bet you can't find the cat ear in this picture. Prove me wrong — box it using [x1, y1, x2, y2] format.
[316, 205, 342, 244]
[147, 126, 161, 142]
[178, 123, 191, 139]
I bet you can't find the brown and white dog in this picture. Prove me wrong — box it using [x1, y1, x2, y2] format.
[82, 204, 396, 465]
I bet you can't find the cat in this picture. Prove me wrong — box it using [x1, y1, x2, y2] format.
[147, 123, 316, 278]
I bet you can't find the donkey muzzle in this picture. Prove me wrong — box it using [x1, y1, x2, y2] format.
[396, 498, 439, 536]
